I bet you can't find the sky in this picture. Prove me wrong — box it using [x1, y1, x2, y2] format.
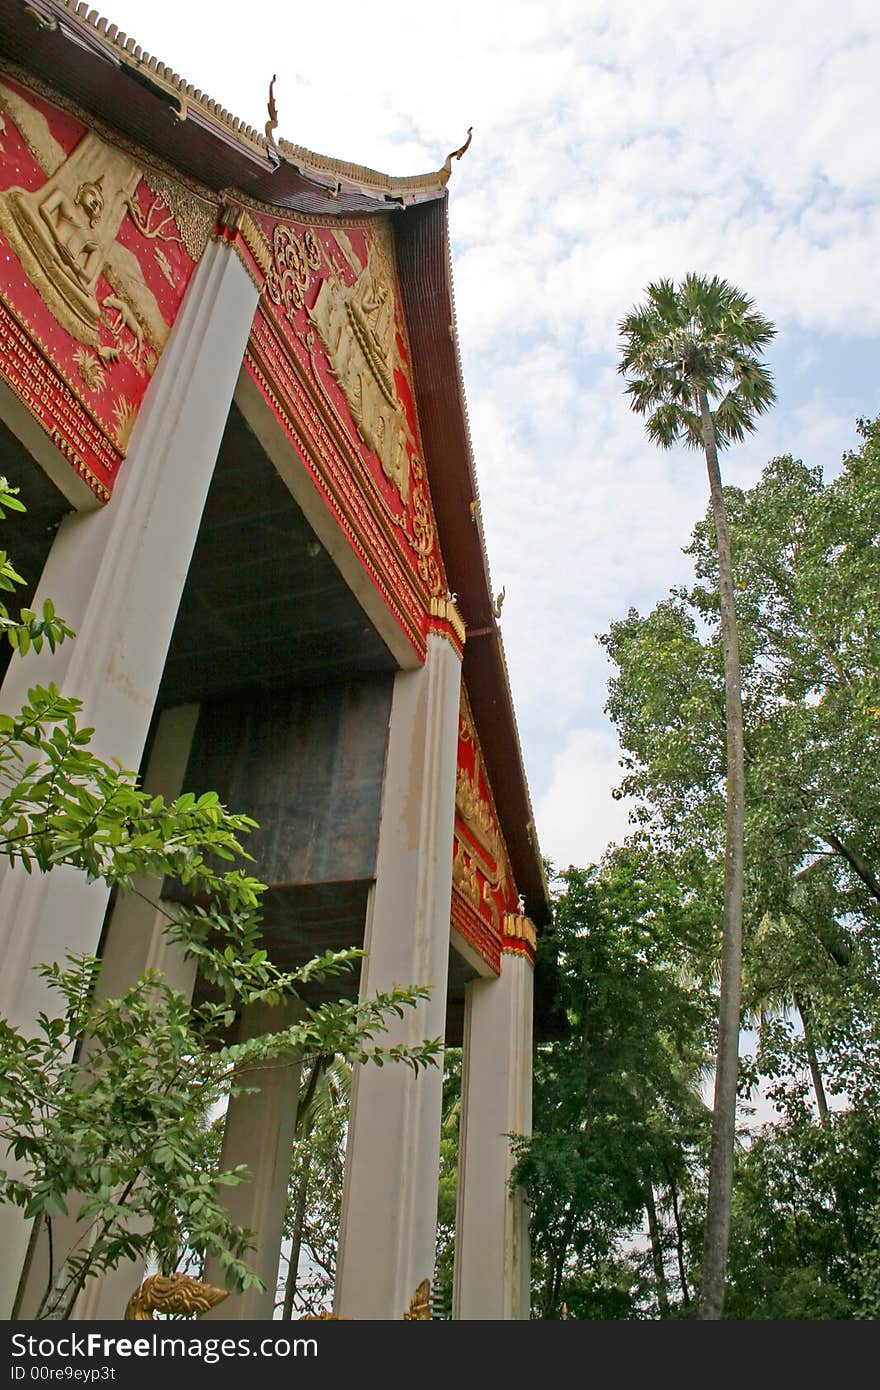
[102, 0, 880, 872]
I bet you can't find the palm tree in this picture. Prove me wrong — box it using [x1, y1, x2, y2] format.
[618, 274, 775, 1319]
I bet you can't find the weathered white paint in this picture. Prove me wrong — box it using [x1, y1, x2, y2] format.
[335, 631, 461, 1319]
[453, 948, 534, 1320]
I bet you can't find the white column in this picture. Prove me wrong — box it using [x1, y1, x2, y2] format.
[0, 235, 257, 1031]
[335, 631, 461, 1320]
[0, 236, 258, 1318]
[203, 1002, 302, 1321]
[453, 922, 535, 1320]
[13, 703, 202, 1320]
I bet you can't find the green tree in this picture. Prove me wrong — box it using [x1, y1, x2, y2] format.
[722, 1105, 880, 1318]
[602, 420, 880, 1315]
[618, 275, 775, 1318]
[513, 852, 711, 1319]
[278, 1055, 350, 1319]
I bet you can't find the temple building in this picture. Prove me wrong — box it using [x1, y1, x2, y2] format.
[0, 0, 550, 1321]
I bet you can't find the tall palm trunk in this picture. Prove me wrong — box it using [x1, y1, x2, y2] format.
[697, 387, 746, 1321]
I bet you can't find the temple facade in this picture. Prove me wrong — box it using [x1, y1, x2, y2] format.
[0, 0, 549, 1321]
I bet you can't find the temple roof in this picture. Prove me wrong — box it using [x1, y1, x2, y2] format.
[0, 0, 551, 925]
[1, 0, 457, 214]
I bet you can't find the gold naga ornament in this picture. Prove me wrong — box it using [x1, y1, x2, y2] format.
[126, 1274, 431, 1320]
[124, 1273, 228, 1321]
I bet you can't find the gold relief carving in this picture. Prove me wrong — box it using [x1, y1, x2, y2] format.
[503, 913, 537, 952]
[238, 211, 272, 279]
[74, 346, 106, 393]
[259, 213, 444, 601]
[453, 839, 481, 910]
[124, 1273, 228, 1321]
[412, 453, 443, 595]
[309, 234, 412, 506]
[453, 691, 516, 935]
[266, 221, 322, 314]
[0, 79, 171, 359]
[456, 764, 504, 875]
[429, 596, 466, 644]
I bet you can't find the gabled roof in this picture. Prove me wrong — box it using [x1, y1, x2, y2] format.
[0, 0, 550, 923]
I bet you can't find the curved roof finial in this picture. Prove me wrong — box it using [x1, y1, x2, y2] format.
[265, 74, 279, 162]
[440, 126, 473, 184]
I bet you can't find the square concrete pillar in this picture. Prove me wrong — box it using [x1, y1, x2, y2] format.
[335, 631, 462, 1319]
[0, 235, 260, 1317]
[453, 922, 535, 1319]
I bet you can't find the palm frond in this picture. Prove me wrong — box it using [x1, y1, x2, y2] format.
[618, 273, 776, 456]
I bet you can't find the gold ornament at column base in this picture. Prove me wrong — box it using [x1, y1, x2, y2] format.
[124, 1273, 229, 1320]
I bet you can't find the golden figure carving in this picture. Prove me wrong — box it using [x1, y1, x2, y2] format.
[0, 79, 178, 357]
[456, 765, 503, 870]
[124, 1273, 228, 1321]
[453, 839, 481, 911]
[309, 236, 411, 505]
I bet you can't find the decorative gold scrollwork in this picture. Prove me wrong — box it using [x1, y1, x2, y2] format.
[411, 454, 442, 595]
[266, 223, 322, 315]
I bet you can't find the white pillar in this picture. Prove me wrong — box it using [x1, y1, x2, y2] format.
[335, 630, 462, 1320]
[13, 703, 202, 1320]
[453, 919, 535, 1320]
[0, 235, 259, 1318]
[203, 1002, 303, 1321]
[0, 234, 258, 1030]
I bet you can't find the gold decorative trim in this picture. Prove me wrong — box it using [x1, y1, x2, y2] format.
[429, 596, 465, 645]
[253, 214, 446, 604]
[49, 2, 457, 198]
[238, 211, 272, 278]
[215, 205, 272, 290]
[54, 1, 267, 153]
[502, 913, 537, 952]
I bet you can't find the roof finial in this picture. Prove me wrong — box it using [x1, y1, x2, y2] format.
[265, 74, 279, 162]
[440, 126, 473, 184]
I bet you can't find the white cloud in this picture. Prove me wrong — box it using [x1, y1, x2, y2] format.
[536, 726, 635, 870]
[101, 0, 880, 866]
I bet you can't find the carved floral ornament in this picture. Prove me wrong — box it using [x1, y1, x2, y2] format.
[259, 211, 444, 602]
